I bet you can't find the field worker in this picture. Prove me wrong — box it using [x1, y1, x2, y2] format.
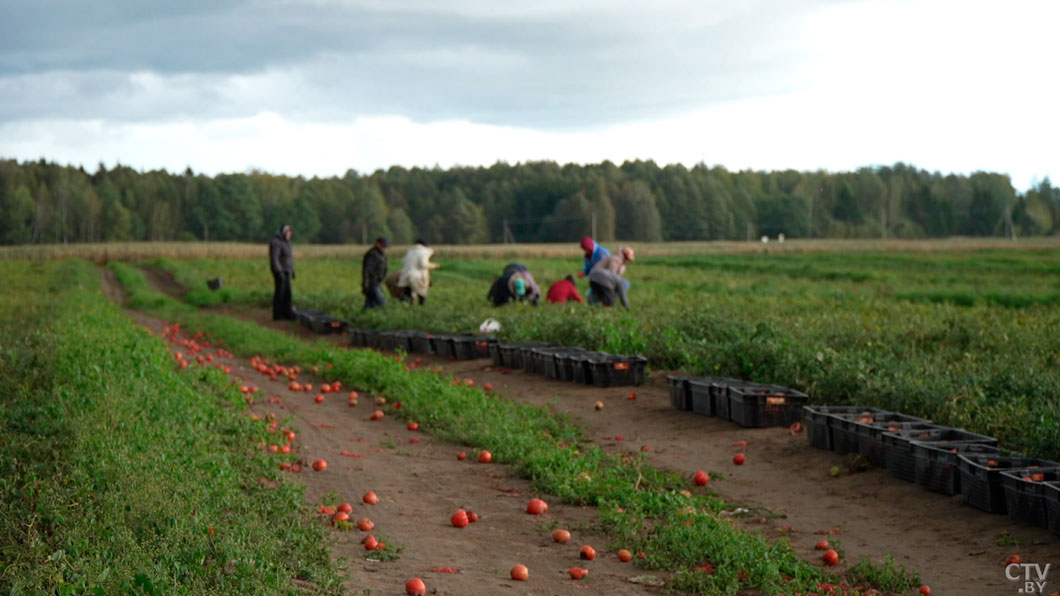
[546, 275, 583, 304]
[361, 236, 389, 310]
[579, 236, 610, 278]
[588, 267, 630, 309]
[268, 224, 296, 320]
[593, 245, 635, 277]
[488, 263, 541, 306]
[397, 239, 439, 305]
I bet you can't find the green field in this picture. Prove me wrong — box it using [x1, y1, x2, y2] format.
[154, 247, 1060, 461]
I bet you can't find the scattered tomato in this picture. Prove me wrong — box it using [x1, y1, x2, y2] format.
[733, 453, 746, 465]
[919, 585, 932, 596]
[568, 567, 588, 579]
[510, 565, 528, 581]
[312, 459, 327, 471]
[363, 535, 378, 550]
[815, 540, 830, 550]
[694, 470, 710, 486]
[451, 509, 469, 528]
[337, 502, 353, 514]
[484, 383, 494, 391]
[348, 390, 359, 399]
[331, 512, 349, 524]
[370, 410, 384, 421]
[617, 549, 633, 562]
[314, 394, 324, 403]
[407, 421, 419, 431]
[467, 511, 479, 523]
[356, 518, 374, 531]
[526, 498, 548, 515]
[1006, 554, 1022, 566]
[405, 578, 426, 596]
[552, 529, 571, 543]
[363, 492, 379, 505]
[594, 401, 605, 411]
[822, 549, 839, 566]
[477, 450, 493, 463]
[628, 391, 637, 400]
[579, 545, 596, 560]
[457, 451, 467, 461]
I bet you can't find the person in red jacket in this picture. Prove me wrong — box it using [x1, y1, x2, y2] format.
[546, 275, 583, 304]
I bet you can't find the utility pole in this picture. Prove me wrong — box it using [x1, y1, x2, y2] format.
[591, 212, 597, 239]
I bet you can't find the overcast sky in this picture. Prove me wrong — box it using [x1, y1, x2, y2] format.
[0, 0, 1056, 190]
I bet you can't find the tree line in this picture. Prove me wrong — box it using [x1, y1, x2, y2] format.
[0, 157, 1057, 245]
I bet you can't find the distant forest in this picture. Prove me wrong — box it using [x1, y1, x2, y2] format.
[0, 158, 1057, 245]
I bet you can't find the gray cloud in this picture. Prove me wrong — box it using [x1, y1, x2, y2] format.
[0, 0, 832, 128]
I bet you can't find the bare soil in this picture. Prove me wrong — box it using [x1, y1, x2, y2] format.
[106, 269, 1060, 596]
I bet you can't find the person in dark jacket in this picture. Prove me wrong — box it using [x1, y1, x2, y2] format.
[546, 275, 583, 304]
[588, 267, 629, 309]
[269, 224, 296, 320]
[362, 236, 389, 309]
[487, 263, 541, 306]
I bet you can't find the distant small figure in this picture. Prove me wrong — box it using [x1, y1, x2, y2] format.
[207, 278, 222, 291]
[761, 235, 770, 243]
[488, 263, 541, 306]
[588, 267, 630, 309]
[268, 224, 296, 321]
[778, 233, 786, 243]
[397, 239, 439, 305]
[546, 275, 583, 304]
[362, 236, 389, 310]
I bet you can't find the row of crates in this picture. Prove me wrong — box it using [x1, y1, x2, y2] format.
[667, 375, 809, 428]
[491, 342, 647, 388]
[803, 405, 1060, 536]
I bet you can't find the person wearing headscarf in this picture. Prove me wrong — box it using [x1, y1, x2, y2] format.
[397, 239, 439, 305]
[579, 236, 611, 277]
[592, 246, 635, 277]
[487, 263, 541, 306]
[268, 224, 296, 320]
[362, 236, 389, 310]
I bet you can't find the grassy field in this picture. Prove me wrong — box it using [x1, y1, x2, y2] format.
[139, 244, 1060, 462]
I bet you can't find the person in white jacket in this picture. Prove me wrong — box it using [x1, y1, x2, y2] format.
[397, 239, 439, 305]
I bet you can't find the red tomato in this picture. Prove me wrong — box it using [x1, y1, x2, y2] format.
[552, 529, 571, 543]
[510, 565, 528, 581]
[694, 470, 710, 486]
[363, 535, 378, 550]
[312, 459, 327, 471]
[579, 545, 596, 560]
[457, 451, 467, 460]
[484, 383, 494, 391]
[356, 518, 374, 531]
[347, 398, 358, 407]
[337, 502, 352, 514]
[405, 578, 426, 596]
[348, 390, 359, 399]
[733, 453, 746, 465]
[321, 384, 331, 393]
[526, 498, 548, 515]
[1006, 554, 1021, 565]
[370, 410, 384, 421]
[822, 549, 839, 566]
[331, 512, 349, 524]
[568, 567, 588, 579]
[407, 421, 419, 431]
[467, 510, 479, 523]
[477, 450, 493, 463]
[617, 549, 633, 562]
[628, 391, 637, 400]
[314, 395, 324, 403]
[363, 492, 379, 505]
[815, 540, 830, 550]
[451, 509, 469, 528]
[919, 586, 932, 596]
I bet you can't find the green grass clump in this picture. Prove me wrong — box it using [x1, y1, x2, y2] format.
[0, 260, 344, 595]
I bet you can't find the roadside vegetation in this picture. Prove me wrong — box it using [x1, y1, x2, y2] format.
[0, 260, 345, 594]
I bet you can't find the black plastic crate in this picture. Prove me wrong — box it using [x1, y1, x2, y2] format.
[361, 329, 380, 348]
[1045, 482, 1060, 536]
[588, 355, 647, 387]
[431, 334, 457, 358]
[459, 336, 495, 360]
[884, 427, 998, 483]
[801, 406, 887, 452]
[667, 375, 694, 411]
[1000, 468, 1060, 529]
[347, 328, 364, 346]
[489, 342, 503, 366]
[911, 441, 1001, 495]
[858, 418, 937, 467]
[570, 351, 609, 385]
[528, 346, 564, 375]
[542, 348, 585, 380]
[727, 384, 809, 428]
[496, 342, 521, 368]
[408, 332, 434, 354]
[958, 454, 1058, 514]
[684, 377, 736, 418]
[832, 411, 926, 455]
[378, 330, 414, 352]
[513, 342, 553, 370]
[556, 350, 591, 382]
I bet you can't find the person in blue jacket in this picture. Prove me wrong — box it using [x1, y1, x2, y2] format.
[578, 236, 609, 304]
